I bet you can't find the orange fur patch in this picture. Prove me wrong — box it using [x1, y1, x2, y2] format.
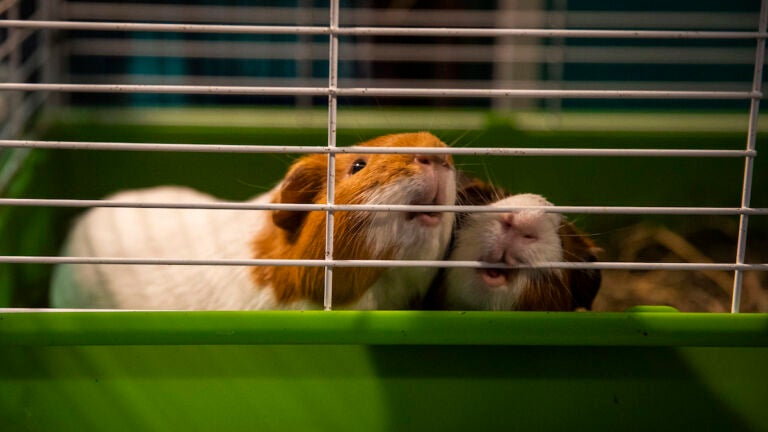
[252, 132, 452, 306]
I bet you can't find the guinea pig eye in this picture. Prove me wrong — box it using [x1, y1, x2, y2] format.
[350, 159, 367, 174]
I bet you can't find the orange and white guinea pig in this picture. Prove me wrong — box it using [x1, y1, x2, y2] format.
[426, 175, 601, 311]
[50, 132, 456, 310]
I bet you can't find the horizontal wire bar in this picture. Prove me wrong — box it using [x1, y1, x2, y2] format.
[337, 27, 768, 39]
[335, 88, 760, 99]
[1, 20, 766, 40]
[0, 256, 766, 271]
[60, 75, 761, 99]
[0, 83, 760, 100]
[0, 20, 328, 35]
[1, 197, 767, 215]
[0, 140, 755, 158]
[0, 83, 329, 96]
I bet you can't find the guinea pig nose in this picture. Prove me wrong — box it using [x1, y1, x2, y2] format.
[500, 213, 539, 242]
[414, 154, 449, 167]
[415, 155, 433, 166]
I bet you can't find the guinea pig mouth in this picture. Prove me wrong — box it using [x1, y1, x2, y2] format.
[406, 194, 443, 227]
[406, 211, 442, 227]
[478, 254, 524, 288]
[479, 268, 514, 288]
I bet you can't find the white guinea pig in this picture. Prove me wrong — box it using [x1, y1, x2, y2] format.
[427, 176, 601, 311]
[50, 132, 456, 310]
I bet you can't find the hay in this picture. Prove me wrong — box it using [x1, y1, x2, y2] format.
[592, 224, 768, 312]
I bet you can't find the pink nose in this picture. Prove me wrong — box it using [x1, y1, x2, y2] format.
[414, 154, 450, 168]
[500, 212, 541, 242]
[412, 154, 453, 206]
[498, 211, 544, 265]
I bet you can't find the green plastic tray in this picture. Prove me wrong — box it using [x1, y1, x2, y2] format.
[2, 310, 767, 431]
[2, 114, 767, 431]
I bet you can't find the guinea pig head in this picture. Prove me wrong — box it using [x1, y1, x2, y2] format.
[442, 179, 601, 311]
[252, 132, 456, 308]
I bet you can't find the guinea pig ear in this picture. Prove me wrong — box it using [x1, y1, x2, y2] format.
[560, 221, 603, 310]
[272, 155, 327, 232]
[456, 171, 508, 206]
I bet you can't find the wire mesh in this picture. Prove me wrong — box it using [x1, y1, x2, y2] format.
[0, 1, 765, 312]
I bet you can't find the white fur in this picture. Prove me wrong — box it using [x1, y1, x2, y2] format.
[50, 186, 290, 310]
[358, 174, 456, 309]
[51, 174, 455, 310]
[441, 194, 563, 310]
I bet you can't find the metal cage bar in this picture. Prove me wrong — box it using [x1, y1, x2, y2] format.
[732, 0, 768, 313]
[0, 2, 765, 312]
[1, 197, 767, 216]
[0, 255, 766, 273]
[0, 140, 756, 157]
[0, 83, 759, 100]
[323, 0, 340, 311]
[2, 19, 766, 39]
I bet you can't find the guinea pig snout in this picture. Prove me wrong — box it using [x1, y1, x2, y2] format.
[497, 211, 547, 264]
[404, 154, 454, 227]
[414, 153, 451, 170]
[501, 212, 542, 241]
[412, 153, 454, 205]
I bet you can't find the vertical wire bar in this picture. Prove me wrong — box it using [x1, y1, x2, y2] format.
[6, 1, 22, 138]
[323, 0, 340, 311]
[0, 5, 6, 139]
[0, 1, 38, 194]
[491, 0, 515, 112]
[56, 0, 70, 107]
[731, 0, 767, 313]
[547, 0, 567, 129]
[296, 0, 313, 109]
[40, 0, 57, 109]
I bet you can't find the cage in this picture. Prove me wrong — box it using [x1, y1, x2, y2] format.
[1, 1, 768, 431]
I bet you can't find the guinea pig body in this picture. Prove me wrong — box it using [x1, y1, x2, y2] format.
[50, 132, 456, 310]
[428, 178, 601, 311]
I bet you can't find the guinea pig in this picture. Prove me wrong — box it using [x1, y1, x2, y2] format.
[50, 132, 457, 310]
[426, 175, 601, 311]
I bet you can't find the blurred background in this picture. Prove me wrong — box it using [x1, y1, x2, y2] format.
[1, 0, 760, 111]
[1, 0, 766, 311]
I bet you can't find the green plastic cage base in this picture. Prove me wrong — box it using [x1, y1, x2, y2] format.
[3, 114, 768, 430]
[1, 309, 767, 347]
[2, 310, 768, 432]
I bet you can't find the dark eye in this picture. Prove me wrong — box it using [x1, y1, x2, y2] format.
[350, 159, 367, 174]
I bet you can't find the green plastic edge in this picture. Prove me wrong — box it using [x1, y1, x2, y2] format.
[1, 311, 766, 347]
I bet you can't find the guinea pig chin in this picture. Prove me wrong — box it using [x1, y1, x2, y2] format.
[364, 177, 456, 260]
[407, 168, 456, 227]
[475, 244, 563, 290]
[455, 217, 563, 294]
[406, 191, 444, 227]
